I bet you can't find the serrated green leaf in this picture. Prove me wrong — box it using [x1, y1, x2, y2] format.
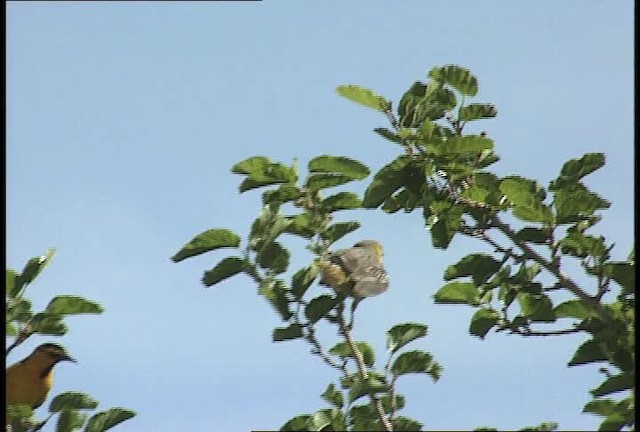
[305, 295, 338, 324]
[322, 221, 361, 244]
[433, 282, 480, 305]
[15, 248, 56, 292]
[308, 156, 370, 179]
[30, 313, 68, 336]
[374, 127, 402, 144]
[550, 153, 606, 190]
[256, 241, 290, 274]
[428, 65, 478, 96]
[306, 173, 357, 191]
[50, 392, 99, 412]
[429, 136, 493, 156]
[283, 213, 316, 239]
[6, 269, 19, 298]
[85, 408, 136, 432]
[56, 409, 88, 432]
[262, 184, 303, 205]
[273, 324, 303, 342]
[554, 300, 595, 319]
[514, 227, 551, 244]
[348, 374, 387, 404]
[329, 341, 376, 367]
[45, 296, 103, 315]
[280, 415, 312, 432]
[512, 204, 554, 223]
[232, 156, 296, 192]
[259, 280, 292, 321]
[391, 350, 440, 382]
[393, 416, 423, 432]
[321, 383, 344, 409]
[569, 339, 608, 366]
[500, 176, 547, 207]
[428, 204, 463, 249]
[583, 398, 616, 416]
[386, 322, 428, 353]
[6, 297, 33, 323]
[362, 156, 411, 208]
[336, 85, 390, 112]
[603, 262, 635, 294]
[517, 293, 556, 322]
[171, 229, 240, 262]
[459, 103, 497, 121]
[321, 192, 362, 212]
[559, 232, 607, 258]
[291, 265, 320, 299]
[202, 257, 247, 286]
[590, 373, 634, 397]
[444, 253, 502, 285]
[469, 308, 500, 339]
[554, 182, 610, 223]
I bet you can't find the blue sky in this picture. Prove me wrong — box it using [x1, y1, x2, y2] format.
[6, 1, 634, 431]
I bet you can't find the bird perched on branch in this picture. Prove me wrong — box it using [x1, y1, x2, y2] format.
[6, 343, 76, 410]
[318, 240, 389, 302]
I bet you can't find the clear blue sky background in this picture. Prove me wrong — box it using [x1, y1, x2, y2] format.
[7, 1, 634, 431]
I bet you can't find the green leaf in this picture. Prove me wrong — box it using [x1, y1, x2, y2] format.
[517, 293, 556, 322]
[392, 416, 424, 432]
[500, 176, 547, 207]
[321, 383, 344, 409]
[429, 136, 493, 156]
[291, 265, 320, 299]
[259, 280, 292, 321]
[280, 415, 312, 432]
[391, 350, 440, 382]
[305, 295, 338, 324]
[347, 374, 387, 404]
[202, 257, 247, 286]
[559, 232, 607, 258]
[30, 313, 68, 336]
[50, 392, 99, 412]
[459, 103, 497, 121]
[6, 297, 33, 323]
[308, 156, 370, 179]
[386, 322, 428, 353]
[15, 248, 56, 292]
[590, 373, 634, 397]
[362, 156, 411, 208]
[428, 65, 478, 96]
[6, 322, 17, 337]
[306, 173, 357, 191]
[582, 398, 616, 416]
[256, 241, 290, 274]
[232, 156, 296, 192]
[321, 192, 362, 212]
[554, 300, 595, 319]
[469, 308, 500, 339]
[374, 127, 402, 144]
[518, 422, 559, 431]
[433, 282, 480, 305]
[171, 229, 240, 262]
[262, 184, 303, 205]
[550, 153, 606, 190]
[568, 339, 608, 366]
[273, 324, 303, 342]
[45, 296, 103, 315]
[283, 213, 316, 239]
[56, 409, 88, 432]
[85, 408, 136, 432]
[309, 408, 342, 431]
[553, 182, 610, 223]
[603, 262, 635, 294]
[428, 204, 463, 249]
[514, 227, 551, 245]
[336, 85, 389, 112]
[6, 269, 19, 298]
[329, 341, 376, 367]
[512, 205, 554, 223]
[444, 253, 502, 285]
[322, 221, 361, 244]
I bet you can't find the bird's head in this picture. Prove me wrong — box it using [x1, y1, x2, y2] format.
[34, 343, 77, 364]
[353, 240, 384, 260]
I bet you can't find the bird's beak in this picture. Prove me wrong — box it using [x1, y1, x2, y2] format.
[60, 354, 77, 363]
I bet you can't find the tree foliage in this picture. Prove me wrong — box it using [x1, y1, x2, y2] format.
[175, 65, 634, 431]
[5, 249, 136, 432]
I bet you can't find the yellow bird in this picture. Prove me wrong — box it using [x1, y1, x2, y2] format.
[6, 343, 76, 410]
[319, 240, 389, 299]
